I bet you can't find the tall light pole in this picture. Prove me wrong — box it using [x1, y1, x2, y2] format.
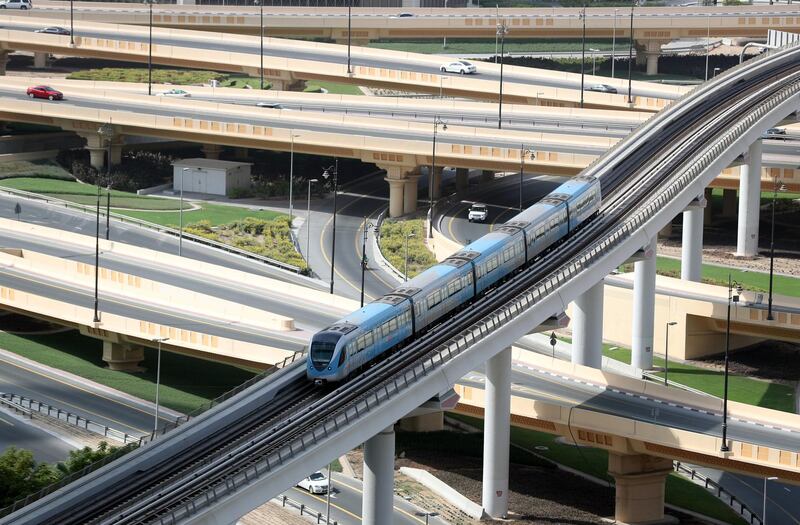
[496, 22, 508, 129]
[519, 144, 533, 211]
[151, 337, 168, 434]
[346, 0, 352, 74]
[767, 178, 786, 321]
[306, 178, 317, 270]
[179, 167, 189, 256]
[579, 7, 586, 108]
[589, 47, 600, 75]
[105, 184, 112, 240]
[325, 463, 334, 525]
[429, 117, 447, 238]
[95, 123, 114, 324]
[627, 2, 634, 105]
[144, 0, 155, 96]
[664, 321, 677, 386]
[721, 274, 742, 452]
[69, 0, 75, 45]
[360, 218, 371, 307]
[322, 160, 339, 295]
[704, 13, 711, 82]
[103, 127, 112, 240]
[255, 0, 264, 89]
[763, 476, 778, 524]
[404, 231, 415, 282]
[289, 133, 300, 224]
[611, 8, 618, 79]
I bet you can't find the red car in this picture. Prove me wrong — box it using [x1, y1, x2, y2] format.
[26, 85, 63, 100]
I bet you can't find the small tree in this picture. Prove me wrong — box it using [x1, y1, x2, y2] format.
[56, 441, 119, 476]
[0, 447, 59, 507]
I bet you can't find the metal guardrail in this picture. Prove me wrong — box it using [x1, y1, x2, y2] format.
[278, 494, 338, 525]
[0, 395, 32, 419]
[0, 393, 138, 444]
[0, 187, 304, 274]
[674, 462, 762, 525]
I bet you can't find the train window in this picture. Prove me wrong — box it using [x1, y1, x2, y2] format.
[365, 332, 374, 347]
[415, 302, 424, 317]
[388, 318, 398, 331]
[503, 247, 513, 262]
[466, 273, 473, 284]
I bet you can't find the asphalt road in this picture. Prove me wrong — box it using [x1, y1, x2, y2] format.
[1, 18, 679, 100]
[0, 410, 76, 463]
[284, 473, 445, 525]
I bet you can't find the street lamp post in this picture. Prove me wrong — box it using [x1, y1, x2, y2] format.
[255, 0, 264, 89]
[322, 160, 339, 295]
[611, 8, 618, 79]
[289, 133, 300, 224]
[429, 117, 447, 238]
[404, 231, 415, 282]
[151, 337, 168, 434]
[664, 321, 677, 386]
[69, 0, 75, 45]
[144, 0, 155, 96]
[496, 22, 508, 129]
[580, 7, 586, 108]
[179, 167, 189, 256]
[360, 218, 371, 307]
[721, 274, 742, 452]
[705, 14, 711, 81]
[590, 47, 600, 75]
[105, 184, 112, 240]
[713, 67, 721, 78]
[519, 144, 533, 211]
[347, 0, 352, 74]
[767, 178, 786, 321]
[763, 476, 778, 524]
[325, 462, 334, 524]
[95, 123, 114, 324]
[627, 2, 634, 105]
[306, 178, 317, 270]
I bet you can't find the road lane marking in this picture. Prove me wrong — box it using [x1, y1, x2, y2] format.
[0, 414, 14, 426]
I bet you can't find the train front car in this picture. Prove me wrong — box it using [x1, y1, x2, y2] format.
[307, 323, 357, 384]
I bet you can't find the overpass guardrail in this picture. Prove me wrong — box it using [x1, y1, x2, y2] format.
[674, 462, 762, 525]
[0, 187, 304, 275]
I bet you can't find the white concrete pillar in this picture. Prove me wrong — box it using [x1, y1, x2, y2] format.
[202, 144, 222, 160]
[109, 144, 122, 166]
[681, 194, 705, 282]
[645, 53, 659, 76]
[403, 175, 419, 215]
[456, 167, 469, 195]
[736, 140, 762, 258]
[721, 188, 737, 218]
[481, 347, 511, 519]
[572, 281, 604, 369]
[387, 178, 405, 218]
[88, 148, 105, 171]
[429, 166, 443, 200]
[362, 425, 395, 525]
[33, 52, 49, 69]
[631, 238, 656, 371]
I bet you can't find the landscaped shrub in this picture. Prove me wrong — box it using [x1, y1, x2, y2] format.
[379, 219, 437, 279]
[56, 149, 175, 191]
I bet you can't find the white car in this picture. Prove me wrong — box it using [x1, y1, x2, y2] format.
[297, 472, 329, 494]
[440, 61, 477, 75]
[586, 84, 617, 94]
[0, 0, 32, 9]
[468, 203, 488, 223]
[157, 88, 191, 98]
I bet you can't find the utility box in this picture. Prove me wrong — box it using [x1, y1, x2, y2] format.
[172, 158, 252, 197]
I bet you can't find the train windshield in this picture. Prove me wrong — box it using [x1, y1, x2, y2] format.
[310, 332, 342, 370]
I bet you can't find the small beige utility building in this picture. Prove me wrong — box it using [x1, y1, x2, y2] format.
[172, 158, 252, 197]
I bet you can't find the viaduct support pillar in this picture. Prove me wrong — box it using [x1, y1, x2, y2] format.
[33, 52, 49, 69]
[403, 174, 419, 215]
[681, 194, 705, 282]
[202, 144, 222, 160]
[722, 188, 737, 218]
[736, 140, 762, 258]
[102, 341, 144, 371]
[481, 347, 510, 519]
[0, 51, 8, 75]
[456, 167, 469, 195]
[631, 238, 656, 371]
[608, 453, 674, 525]
[88, 148, 106, 171]
[387, 179, 405, 218]
[572, 282, 604, 369]
[362, 425, 395, 525]
[429, 166, 443, 200]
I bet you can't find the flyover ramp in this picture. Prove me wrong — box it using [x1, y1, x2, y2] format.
[0, 16, 681, 108]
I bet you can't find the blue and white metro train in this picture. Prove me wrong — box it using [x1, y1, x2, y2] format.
[307, 175, 602, 383]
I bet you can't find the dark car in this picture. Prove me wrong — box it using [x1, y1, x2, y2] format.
[34, 26, 70, 35]
[26, 85, 63, 100]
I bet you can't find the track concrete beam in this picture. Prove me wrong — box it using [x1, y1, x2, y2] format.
[631, 238, 656, 371]
[481, 347, 510, 519]
[572, 281, 604, 369]
[362, 425, 395, 525]
[680, 194, 705, 282]
[736, 139, 763, 258]
[608, 453, 674, 525]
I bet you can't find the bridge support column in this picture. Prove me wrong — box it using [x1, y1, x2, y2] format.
[362, 425, 395, 525]
[680, 194, 705, 282]
[33, 52, 49, 69]
[102, 341, 144, 371]
[572, 282, 604, 369]
[387, 178, 405, 218]
[429, 166, 443, 200]
[632, 238, 656, 371]
[482, 347, 510, 519]
[88, 148, 106, 171]
[703, 187, 713, 224]
[608, 453, 674, 525]
[456, 168, 469, 195]
[0, 51, 8, 76]
[736, 139, 762, 258]
[202, 144, 222, 160]
[404, 175, 419, 215]
[722, 188, 737, 218]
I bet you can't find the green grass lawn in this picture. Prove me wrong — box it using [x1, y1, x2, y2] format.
[0, 330, 257, 415]
[450, 414, 747, 525]
[0, 160, 72, 180]
[68, 68, 227, 85]
[0, 178, 189, 211]
[304, 81, 363, 96]
[120, 204, 284, 228]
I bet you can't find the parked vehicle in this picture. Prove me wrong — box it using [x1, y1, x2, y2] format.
[26, 85, 62, 100]
[467, 203, 488, 223]
[296, 472, 329, 494]
[157, 88, 191, 98]
[0, 0, 32, 9]
[586, 84, 617, 94]
[391, 12, 414, 18]
[763, 127, 787, 139]
[307, 175, 602, 383]
[34, 26, 69, 35]
[440, 61, 477, 75]
[256, 102, 284, 109]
